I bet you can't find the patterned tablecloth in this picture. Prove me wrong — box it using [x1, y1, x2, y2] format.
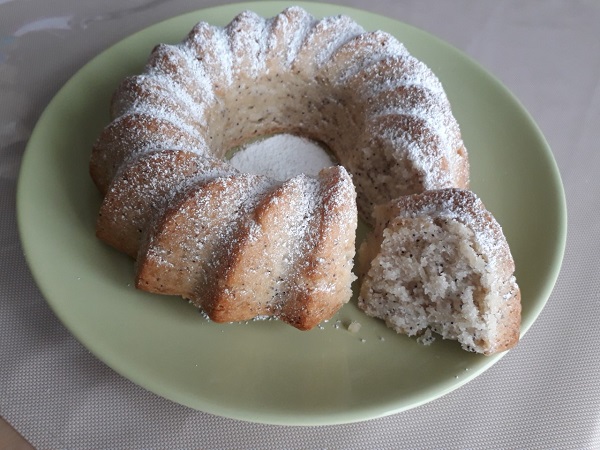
[1, 0, 598, 448]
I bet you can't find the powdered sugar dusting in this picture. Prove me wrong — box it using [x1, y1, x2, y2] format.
[322, 30, 409, 84]
[145, 44, 215, 102]
[266, 6, 315, 68]
[184, 22, 234, 89]
[111, 74, 209, 130]
[98, 150, 235, 257]
[226, 11, 269, 78]
[308, 15, 364, 69]
[292, 14, 364, 75]
[229, 134, 335, 181]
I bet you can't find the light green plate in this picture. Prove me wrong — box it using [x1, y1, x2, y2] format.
[17, 2, 566, 425]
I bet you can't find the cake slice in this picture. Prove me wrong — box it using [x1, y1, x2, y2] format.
[357, 189, 520, 355]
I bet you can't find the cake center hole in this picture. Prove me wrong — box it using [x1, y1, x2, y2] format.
[228, 134, 336, 181]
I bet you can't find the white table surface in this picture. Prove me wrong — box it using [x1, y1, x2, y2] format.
[1, 0, 598, 448]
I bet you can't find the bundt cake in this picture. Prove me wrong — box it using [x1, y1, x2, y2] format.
[90, 7, 470, 330]
[357, 189, 521, 354]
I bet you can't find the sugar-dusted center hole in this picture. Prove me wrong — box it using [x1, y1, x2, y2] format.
[228, 134, 335, 181]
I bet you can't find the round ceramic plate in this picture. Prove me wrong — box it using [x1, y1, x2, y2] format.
[17, 2, 566, 425]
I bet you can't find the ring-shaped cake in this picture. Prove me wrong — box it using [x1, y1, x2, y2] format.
[89, 7, 470, 331]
